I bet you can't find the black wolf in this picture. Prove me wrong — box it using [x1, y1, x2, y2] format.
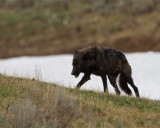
[71, 47, 140, 98]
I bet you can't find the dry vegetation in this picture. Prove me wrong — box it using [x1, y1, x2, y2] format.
[0, 74, 160, 128]
[0, 0, 160, 58]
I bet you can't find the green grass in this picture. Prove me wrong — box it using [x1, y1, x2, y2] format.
[0, 75, 160, 128]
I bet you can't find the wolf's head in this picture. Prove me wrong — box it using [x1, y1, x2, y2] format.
[71, 47, 96, 78]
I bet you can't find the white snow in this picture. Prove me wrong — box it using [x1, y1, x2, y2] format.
[0, 52, 160, 100]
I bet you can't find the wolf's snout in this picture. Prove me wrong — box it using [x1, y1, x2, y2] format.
[71, 69, 75, 75]
[71, 68, 80, 78]
[71, 71, 74, 75]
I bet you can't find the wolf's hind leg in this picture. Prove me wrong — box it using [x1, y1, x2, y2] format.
[108, 75, 120, 95]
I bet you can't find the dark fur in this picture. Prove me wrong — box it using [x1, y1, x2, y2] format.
[71, 46, 140, 97]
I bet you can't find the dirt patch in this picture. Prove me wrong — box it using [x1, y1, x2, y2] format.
[111, 36, 160, 52]
[1, 35, 160, 59]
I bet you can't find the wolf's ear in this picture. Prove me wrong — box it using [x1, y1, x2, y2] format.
[74, 50, 78, 54]
[93, 47, 97, 53]
[74, 50, 78, 55]
[74, 50, 80, 56]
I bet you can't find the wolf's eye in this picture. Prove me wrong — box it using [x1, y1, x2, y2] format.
[73, 62, 78, 66]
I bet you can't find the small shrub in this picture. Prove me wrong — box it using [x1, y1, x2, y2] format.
[38, 88, 82, 128]
[114, 119, 123, 128]
[132, 0, 155, 15]
[9, 99, 37, 128]
[0, 114, 10, 128]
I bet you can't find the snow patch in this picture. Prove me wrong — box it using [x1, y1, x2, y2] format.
[0, 52, 160, 100]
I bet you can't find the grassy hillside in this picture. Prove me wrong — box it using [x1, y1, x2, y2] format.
[0, 75, 160, 128]
[0, 0, 160, 58]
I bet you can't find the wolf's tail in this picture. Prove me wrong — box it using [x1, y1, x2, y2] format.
[119, 73, 132, 95]
[119, 53, 132, 95]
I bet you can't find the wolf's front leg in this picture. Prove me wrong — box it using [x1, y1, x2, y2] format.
[76, 74, 90, 89]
